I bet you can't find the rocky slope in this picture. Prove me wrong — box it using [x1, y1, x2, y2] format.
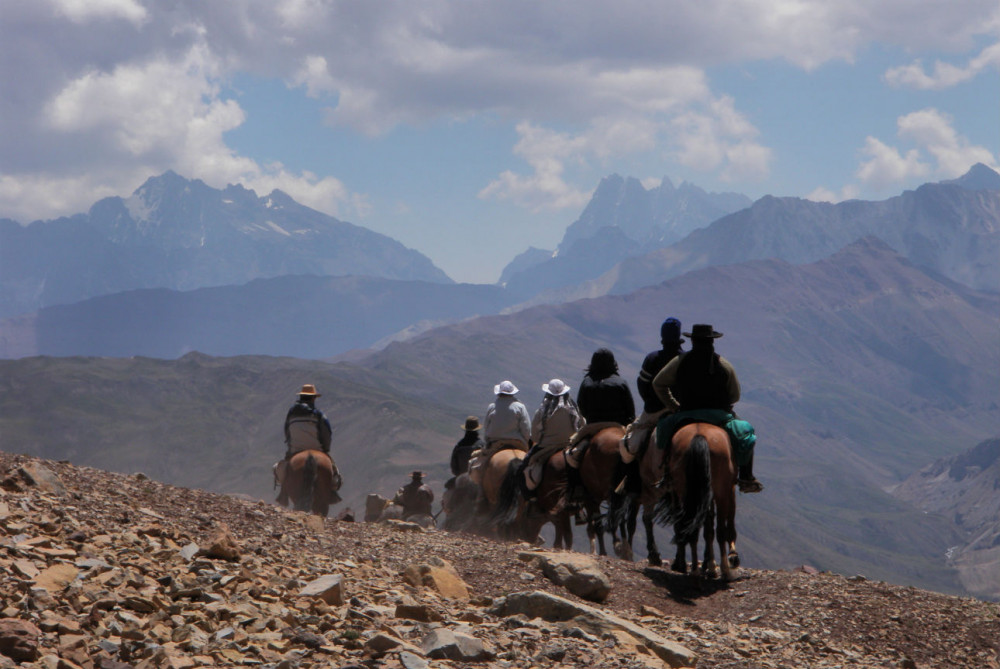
[1, 452, 998, 669]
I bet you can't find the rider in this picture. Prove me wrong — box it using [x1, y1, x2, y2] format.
[471, 381, 531, 481]
[566, 348, 636, 503]
[617, 318, 685, 492]
[283, 383, 332, 459]
[394, 471, 435, 517]
[519, 379, 585, 502]
[652, 324, 763, 493]
[445, 416, 484, 492]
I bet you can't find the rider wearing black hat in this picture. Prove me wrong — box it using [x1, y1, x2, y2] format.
[652, 324, 763, 493]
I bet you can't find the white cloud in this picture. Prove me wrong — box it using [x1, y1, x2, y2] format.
[478, 123, 591, 212]
[853, 109, 995, 192]
[2, 0, 998, 224]
[669, 96, 771, 181]
[884, 42, 1000, 89]
[856, 137, 930, 190]
[896, 109, 997, 176]
[805, 184, 860, 203]
[49, 0, 147, 25]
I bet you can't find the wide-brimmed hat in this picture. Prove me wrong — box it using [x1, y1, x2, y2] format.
[494, 380, 518, 395]
[410, 470, 425, 479]
[542, 378, 570, 396]
[684, 324, 724, 339]
[297, 383, 321, 397]
[462, 416, 481, 431]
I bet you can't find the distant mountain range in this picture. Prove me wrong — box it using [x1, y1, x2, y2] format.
[7, 167, 996, 360]
[2, 237, 996, 599]
[0, 171, 450, 319]
[525, 163, 1000, 306]
[499, 175, 752, 300]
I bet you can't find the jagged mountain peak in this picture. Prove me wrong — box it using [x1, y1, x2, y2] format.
[942, 162, 1000, 191]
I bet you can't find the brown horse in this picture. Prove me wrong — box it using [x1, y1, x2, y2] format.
[574, 425, 628, 555]
[656, 423, 739, 580]
[519, 449, 574, 549]
[608, 427, 671, 566]
[276, 450, 342, 517]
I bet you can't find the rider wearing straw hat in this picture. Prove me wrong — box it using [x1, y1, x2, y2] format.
[283, 383, 332, 460]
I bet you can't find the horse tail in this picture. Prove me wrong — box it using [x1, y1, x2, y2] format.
[606, 486, 635, 533]
[490, 458, 524, 530]
[654, 434, 712, 545]
[295, 454, 318, 512]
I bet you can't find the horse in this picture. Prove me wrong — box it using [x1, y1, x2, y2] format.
[573, 424, 629, 555]
[475, 448, 527, 540]
[441, 472, 481, 531]
[607, 427, 670, 566]
[655, 423, 739, 580]
[276, 450, 342, 517]
[518, 449, 574, 549]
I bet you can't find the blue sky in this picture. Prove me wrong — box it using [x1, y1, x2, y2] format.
[2, 1, 998, 284]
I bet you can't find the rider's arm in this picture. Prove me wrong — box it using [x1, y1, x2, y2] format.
[652, 356, 681, 411]
[720, 356, 741, 406]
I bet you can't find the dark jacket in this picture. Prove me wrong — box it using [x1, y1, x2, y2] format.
[577, 374, 636, 426]
[636, 344, 683, 413]
[450, 431, 484, 475]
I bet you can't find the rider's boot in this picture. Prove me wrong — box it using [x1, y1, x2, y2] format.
[738, 452, 764, 493]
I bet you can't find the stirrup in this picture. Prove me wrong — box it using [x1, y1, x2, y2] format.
[738, 478, 764, 493]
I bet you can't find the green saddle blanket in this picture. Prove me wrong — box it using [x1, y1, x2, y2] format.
[656, 409, 756, 466]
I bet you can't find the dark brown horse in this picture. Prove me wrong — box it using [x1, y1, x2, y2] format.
[574, 424, 628, 555]
[608, 427, 670, 566]
[276, 450, 342, 517]
[519, 449, 574, 549]
[656, 423, 739, 580]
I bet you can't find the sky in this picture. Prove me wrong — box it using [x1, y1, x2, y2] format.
[1, 1, 998, 284]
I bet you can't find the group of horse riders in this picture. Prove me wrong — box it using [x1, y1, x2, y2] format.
[452, 319, 762, 524]
[276, 319, 762, 522]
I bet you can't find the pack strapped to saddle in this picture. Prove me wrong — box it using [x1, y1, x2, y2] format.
[655, 409, 756, 466]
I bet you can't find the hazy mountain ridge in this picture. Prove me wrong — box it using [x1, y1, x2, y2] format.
[0, 172, 450, 319]
[0, 274, 514, 359]
[500, 174, 752, 300]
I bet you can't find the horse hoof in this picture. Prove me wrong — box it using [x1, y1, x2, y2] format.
[729, 551, 741, 568]
[648, 553, 662, 567]
[670, 560, 686, 574]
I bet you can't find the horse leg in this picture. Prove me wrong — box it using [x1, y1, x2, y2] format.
[555, 514, 573, 550]
[644, 507, 661, 567]
[671, 522, 688, 573]
[702, 503, 719, 579]
[717, 491, 738, 580]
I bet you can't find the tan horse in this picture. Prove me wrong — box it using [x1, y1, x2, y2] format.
[475, 448, 526, 540]
[276, 450, 342, 517]
[658, 423, 739, 580]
